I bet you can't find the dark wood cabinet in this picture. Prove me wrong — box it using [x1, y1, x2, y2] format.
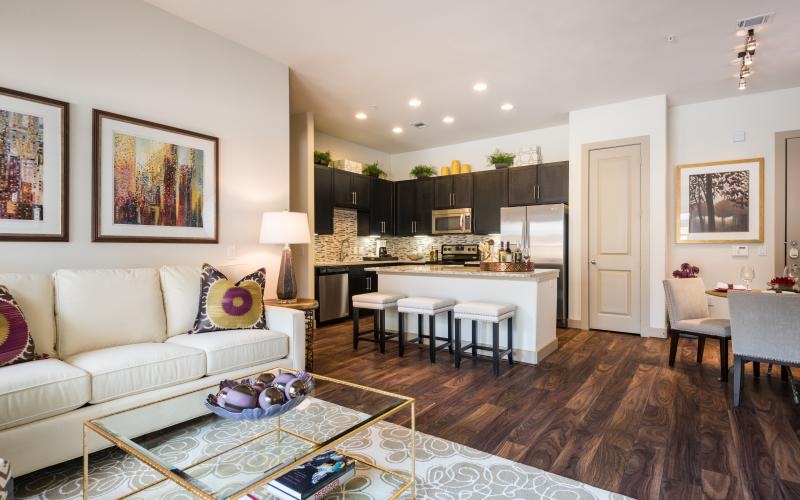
[434, 174, 473, 209]
[508, 165, 537, 206]
[473, 169, 508, 235]
[536, 161, 569, 204]
[369, 178, 394, 236]
[332, 170, 370, 209]
[314, 165, 333, 235]
[508, 162, 569, 206]
[394, 179, 433, 236]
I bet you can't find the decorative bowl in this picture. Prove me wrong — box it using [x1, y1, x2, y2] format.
[205, 372, 314, 421]
[480, 261, 535, 272]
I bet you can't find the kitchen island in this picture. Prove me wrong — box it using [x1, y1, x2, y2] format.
[366, 265, 560, 364]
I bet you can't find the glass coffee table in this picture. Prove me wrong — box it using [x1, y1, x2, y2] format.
[83, 367, 415, 499]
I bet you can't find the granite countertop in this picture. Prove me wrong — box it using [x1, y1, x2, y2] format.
[365, 264, 560, 280]
[315, 259, 427, 267]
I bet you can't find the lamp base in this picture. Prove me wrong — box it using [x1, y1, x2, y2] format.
[276, 244, 298, 302]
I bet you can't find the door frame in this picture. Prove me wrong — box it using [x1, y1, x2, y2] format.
[578, 136, 652, 336]
[774, 130, 800, 276]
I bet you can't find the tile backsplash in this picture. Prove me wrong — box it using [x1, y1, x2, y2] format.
[314, 208, 497, 262]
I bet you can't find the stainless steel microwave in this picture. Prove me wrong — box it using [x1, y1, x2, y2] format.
[431, 208, 472, 235]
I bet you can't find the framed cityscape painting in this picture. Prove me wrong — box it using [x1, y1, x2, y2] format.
[92, 110, 218, 243]
[675, 158, 764, 244]
[0, 87, 69, 241]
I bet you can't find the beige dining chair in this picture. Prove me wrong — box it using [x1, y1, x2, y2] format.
[728, 291, 800, 406]
[663, 278, 732, 381]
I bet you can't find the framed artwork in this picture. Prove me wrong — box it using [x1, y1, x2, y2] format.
[92, 110, 218, 243]
[676, 157, 764, 244]
[0, 87, 68, 241]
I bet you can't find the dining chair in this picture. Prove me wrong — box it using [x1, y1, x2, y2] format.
[663, 278, 732, 381]
[728, 291, 800, 406]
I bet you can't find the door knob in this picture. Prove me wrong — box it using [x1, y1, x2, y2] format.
[590, 259, 597, 264]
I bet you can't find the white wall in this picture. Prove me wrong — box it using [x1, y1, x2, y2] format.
[314, 132, 392, 174]
[669, 87, 800, 309]
[0, 0, 290, 296]
[569, 95, 668, 335]
[389, 125, 569, 181]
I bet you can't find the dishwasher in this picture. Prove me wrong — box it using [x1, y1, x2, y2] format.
[316, 266, 350, 324]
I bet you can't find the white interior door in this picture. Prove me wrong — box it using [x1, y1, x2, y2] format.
[786, 138, 800, 273]
[588, 144, 642, 333]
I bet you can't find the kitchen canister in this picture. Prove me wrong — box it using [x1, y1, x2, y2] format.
[441, 166, 451, 176]
[461, 163, 472, 173]
[450, 160, 461, 174]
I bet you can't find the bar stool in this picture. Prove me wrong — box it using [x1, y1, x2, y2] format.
[397, 297, 455, 362]
[352, 292, 405, 353]
[454, 302, 516, 376]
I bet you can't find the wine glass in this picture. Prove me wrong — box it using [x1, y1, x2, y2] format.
[740, 265, 755, 291]
[522, 247, 531, 264]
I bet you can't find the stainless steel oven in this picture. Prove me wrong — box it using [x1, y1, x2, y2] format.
[432, 208, 472, 235]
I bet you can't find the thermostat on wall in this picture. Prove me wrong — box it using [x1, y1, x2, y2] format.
[732, 245, 749, 257]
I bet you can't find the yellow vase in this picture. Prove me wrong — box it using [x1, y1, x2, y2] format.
[460, 164, 471, 174]
[440, 166, 451, 176]
[451, 160, 461, 174]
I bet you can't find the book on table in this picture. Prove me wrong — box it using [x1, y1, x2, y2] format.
[265, 450, 356, 500]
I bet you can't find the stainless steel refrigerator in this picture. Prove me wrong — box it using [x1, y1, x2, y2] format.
[501, 204, 568, 327]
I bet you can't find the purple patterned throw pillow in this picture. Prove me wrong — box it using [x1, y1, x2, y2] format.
[188, 264, 267, 334]
[0, 285, 35, 367]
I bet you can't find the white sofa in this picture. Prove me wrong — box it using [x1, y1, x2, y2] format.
[0, 265, 305, 476]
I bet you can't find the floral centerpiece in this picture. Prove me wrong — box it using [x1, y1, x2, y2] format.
[769, 276, 797, 293]
[672, 262, 700, 278]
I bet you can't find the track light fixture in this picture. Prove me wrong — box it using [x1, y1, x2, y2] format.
[735, 29, 757, 90]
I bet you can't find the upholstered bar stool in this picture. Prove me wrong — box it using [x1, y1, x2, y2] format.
[352, 292, 405, 353]
[454, 302, 516, 376]
[397, 297, 455, 362]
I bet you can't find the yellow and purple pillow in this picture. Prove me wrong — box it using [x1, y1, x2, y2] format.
[0, 285, 35, 367]
[189, 264, 267, 333]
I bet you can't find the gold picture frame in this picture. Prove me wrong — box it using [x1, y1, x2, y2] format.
[675, 157, 764, 244]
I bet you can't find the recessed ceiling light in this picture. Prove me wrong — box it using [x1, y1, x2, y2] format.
[355, 112, 367, 120]
[392, 126, 403, 134]
[408, 98, 422, 108]
[473, 82, 488, 92]
[442, 116, 455, 124]
[500, 103, 514, 111]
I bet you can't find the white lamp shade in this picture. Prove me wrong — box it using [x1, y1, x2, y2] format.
[259, 211, 310, 245]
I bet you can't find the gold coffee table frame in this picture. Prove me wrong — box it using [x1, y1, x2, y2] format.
[83, 367, 416, 499]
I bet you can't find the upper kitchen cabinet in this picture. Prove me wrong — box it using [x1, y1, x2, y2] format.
[369, 178, 394, 236]
[536, 161, 569, 204]
[508, 162, 569, 206]
[434, 174, 473, 209]
[314, 165, 333, 235]
[473, 169, 508, 234]
[332, 169, 370, 210]
[395, 178, 434, 236]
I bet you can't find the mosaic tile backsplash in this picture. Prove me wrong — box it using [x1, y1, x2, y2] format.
[314, 208, 497, 263]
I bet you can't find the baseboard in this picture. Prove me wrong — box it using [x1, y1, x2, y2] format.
[567, 319, 583, 329]
[641, 326, 666, 338]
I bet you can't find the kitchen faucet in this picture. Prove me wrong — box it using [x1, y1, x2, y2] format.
[338, 238, 350, 262]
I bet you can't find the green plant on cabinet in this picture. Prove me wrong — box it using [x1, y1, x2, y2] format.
[409, 165, 437, 179]
[314, 150, 332, 166]
[362, 161, 387, 178]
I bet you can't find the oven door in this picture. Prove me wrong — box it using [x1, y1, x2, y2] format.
[432, 209, 472, 235]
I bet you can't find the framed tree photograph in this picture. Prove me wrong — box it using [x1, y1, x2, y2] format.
[92, 110, 218, 243]
[676, 158, 764, 244]
[0, 87, 68, 241]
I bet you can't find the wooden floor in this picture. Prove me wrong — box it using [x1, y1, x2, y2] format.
[313, 319, 800, 500]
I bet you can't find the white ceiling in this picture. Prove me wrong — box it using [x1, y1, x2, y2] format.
[145, 0, 800, 154]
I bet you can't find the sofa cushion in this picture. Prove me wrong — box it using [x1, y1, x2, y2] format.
[0, 358, 90, 431]
[54, 268, 167, 358]
[0, 273, 56, 356]
[189, 264, 266, 334]
[66, 343, 205, 404]
[166, 330, 288, 375]
[0, 286, 35, 367]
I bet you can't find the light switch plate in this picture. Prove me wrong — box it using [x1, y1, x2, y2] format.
[734, 130, 746, 142]
[758, 245, 767, 256]
[226, 245, 237, 258]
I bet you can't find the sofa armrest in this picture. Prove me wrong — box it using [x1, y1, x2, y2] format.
[265, 306, 306, 371]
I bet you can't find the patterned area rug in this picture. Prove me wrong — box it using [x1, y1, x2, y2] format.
[15, 398, 628, 499]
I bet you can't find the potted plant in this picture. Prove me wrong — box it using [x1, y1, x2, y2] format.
[409, 165, 437, 179]
[362, 161, 387, 178]
[314, 150, 332, 167]
[487, 149, 515, 169]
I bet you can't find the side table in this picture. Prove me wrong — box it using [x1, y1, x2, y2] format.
[264, 298, 319, 371]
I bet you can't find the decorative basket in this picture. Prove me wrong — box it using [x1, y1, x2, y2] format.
[204, 375, 314, 421]
[480, 261, 535, 272]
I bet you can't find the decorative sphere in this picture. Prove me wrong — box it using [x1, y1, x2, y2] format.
[225, 384, 259, 411]
[273, 373, 295, 393]
[257, 373, 276, 386]
[285, 379, 308, 399]
[258, 386, 286, 409]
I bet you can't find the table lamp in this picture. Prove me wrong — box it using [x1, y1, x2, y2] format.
[259, 211, 310, 303]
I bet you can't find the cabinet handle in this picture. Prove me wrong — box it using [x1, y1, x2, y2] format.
[451, 193, 455, 206]
[537, 185, 540, 200]
[354, 192, 357, 205]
